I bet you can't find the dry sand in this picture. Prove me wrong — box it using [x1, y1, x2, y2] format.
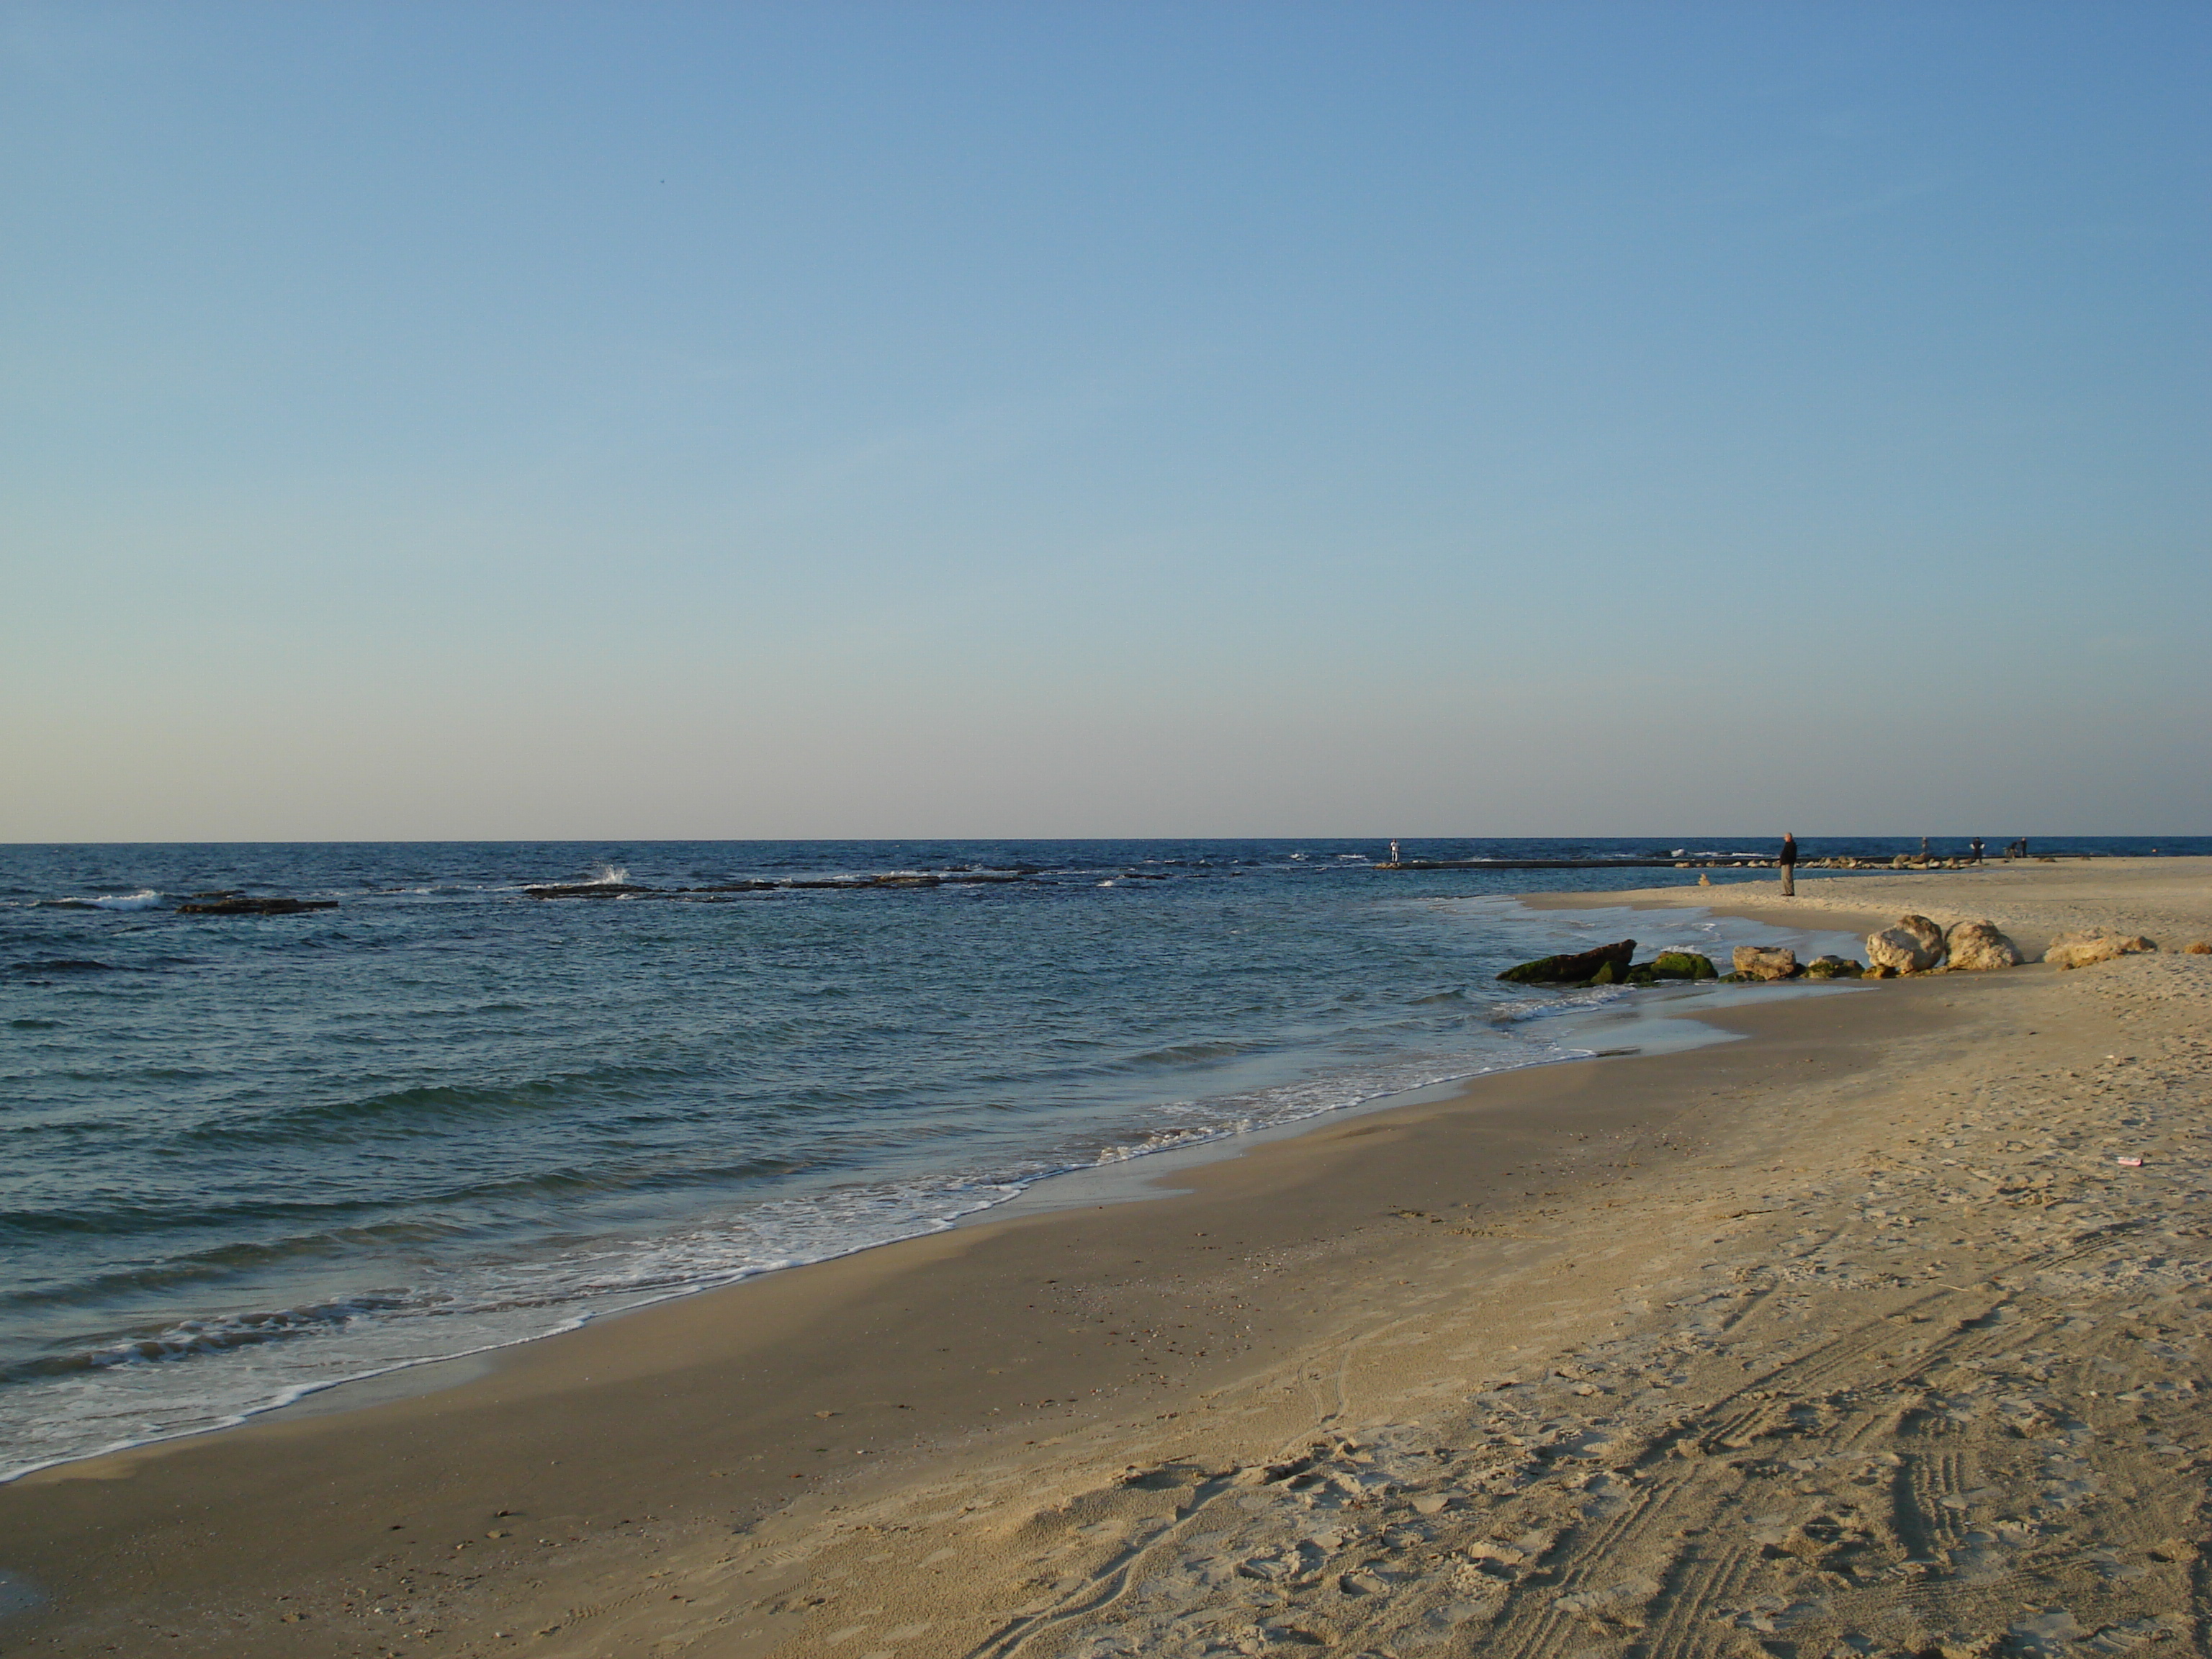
[4, 858, 2208, 1659]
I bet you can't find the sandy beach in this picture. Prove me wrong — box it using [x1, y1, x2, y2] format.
[4, 857, 2209, 1659]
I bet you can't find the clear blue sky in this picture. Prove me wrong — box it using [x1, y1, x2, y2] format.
[4, 1, 2206, 839]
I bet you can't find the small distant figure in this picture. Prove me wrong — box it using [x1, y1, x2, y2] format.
[1970, 836, 1984, 865]
[1388, 840, 1401, 866]
[1779, 831, 1797, 896]
[1920, 835, 1930, 860]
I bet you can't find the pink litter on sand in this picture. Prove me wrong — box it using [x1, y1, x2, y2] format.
[2116, 1156, 2145, 1167]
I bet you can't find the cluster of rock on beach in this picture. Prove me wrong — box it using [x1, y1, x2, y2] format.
[1498, 920, 2201, 989]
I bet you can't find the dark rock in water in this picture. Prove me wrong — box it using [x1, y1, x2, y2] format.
[176, 898, 338, 915]
[1497, 940, 1636, 986]
[524, 883, 657, 899]
[1647, 950, 1718, 980]
[688, 881, 779, 894]
[1803, 955, 1865, 979]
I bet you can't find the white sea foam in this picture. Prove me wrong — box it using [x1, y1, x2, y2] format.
[86, 890, 163, 910]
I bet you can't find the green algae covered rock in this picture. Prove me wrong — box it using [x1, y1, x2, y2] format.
[1647, 950, 1717, 981]
[1497, 940, 1637, 986]
[1803, 955, 1865, 979]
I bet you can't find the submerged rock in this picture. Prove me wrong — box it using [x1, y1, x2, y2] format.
[1943, 920, 2023, 971]
[1497, 940, 1636, 986]
[2044, 930, 2159, 969]
[175, 897, 338, 915]
[1731, 945, 1799, 981]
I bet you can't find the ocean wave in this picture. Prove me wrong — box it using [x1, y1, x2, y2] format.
[2, 1294, 413, 1385]
[35, 890, 166, 912]
[1112, 1038, 1264, 1069]
[166, 1071, 691, 1147]
[1487, 986, 1636, 1023]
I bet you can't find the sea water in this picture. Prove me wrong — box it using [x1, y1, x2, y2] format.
[1, 836, 2192, 1476]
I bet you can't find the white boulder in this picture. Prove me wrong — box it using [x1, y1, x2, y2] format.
[1943, 920, 2022, 971]
[1866, 914, 1946, 973]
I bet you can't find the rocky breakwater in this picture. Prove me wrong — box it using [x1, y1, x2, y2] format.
[1502, 907, 2164, 997]
[1495, 943, 1883, 986]
[174, 896, 338, 915]
[523, 871, 1030, 901]
[1496, 942, 1720, 988]
[1717, 946, 1868, 982]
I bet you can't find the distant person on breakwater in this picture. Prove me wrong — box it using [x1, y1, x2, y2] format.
[1389, 840, 1400, 865]
[1971, 837, 1985, 864]
[1779, 832, 1798, 896]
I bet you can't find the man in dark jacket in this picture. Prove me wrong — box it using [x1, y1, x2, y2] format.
[1780, 832, 1798, 896]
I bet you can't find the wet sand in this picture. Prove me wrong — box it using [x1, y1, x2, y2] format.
[4, 858, 2208, 1658]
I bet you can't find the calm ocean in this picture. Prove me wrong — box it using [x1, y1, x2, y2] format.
[2, 836, 2197, 1476]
